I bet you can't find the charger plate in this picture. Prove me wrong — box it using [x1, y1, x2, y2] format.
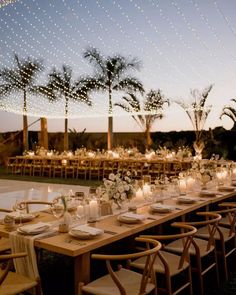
[6, 212, 36, 223]
[177, 196, 200, 204]
[199, 190, 216, 197]
[218, 186, 235, 192]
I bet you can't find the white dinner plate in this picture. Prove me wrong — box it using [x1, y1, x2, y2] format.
[176, 197, 199, 204]
[17, 225, 50, 235]
[199, 190, 216, 197]
[218, 186, 235, 192]
[6, 212, 36, 223]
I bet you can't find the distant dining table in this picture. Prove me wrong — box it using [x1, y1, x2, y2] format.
[0, 189, 236, 295]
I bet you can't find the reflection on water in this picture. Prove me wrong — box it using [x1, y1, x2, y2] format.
[0, 180, 89, 217]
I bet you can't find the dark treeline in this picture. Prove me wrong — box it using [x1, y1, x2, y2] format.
[0, 126, 235, 164]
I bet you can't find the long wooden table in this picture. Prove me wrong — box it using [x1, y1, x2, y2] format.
[0, 190, 236, 294]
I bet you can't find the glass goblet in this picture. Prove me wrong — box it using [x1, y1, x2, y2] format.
[13, 200, 26, 226]
[51, 203, 65, 220]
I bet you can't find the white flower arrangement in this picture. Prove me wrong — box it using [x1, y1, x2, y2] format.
[191, 160, 216, 185]
[99, 171, 136, 206]
[176, 146, 192, 159]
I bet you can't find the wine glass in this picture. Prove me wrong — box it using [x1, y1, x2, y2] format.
[51, 199, 65, 221]
[13, 200, 26, 226]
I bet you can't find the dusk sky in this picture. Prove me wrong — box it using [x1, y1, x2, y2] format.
[0, 0, 236, 133]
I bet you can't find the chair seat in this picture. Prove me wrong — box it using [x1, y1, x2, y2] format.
[130, 250, 189, 276]
[0, 270, 38, 295]
[82, 268, 155, 295]
[196, 226, 234, 241]
[165, 237, 214, 257]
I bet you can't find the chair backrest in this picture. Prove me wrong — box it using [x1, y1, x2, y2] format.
[185, 212, 222, 251]
[91, 237, 161, 295]
[0, 208, 12, 213]
[140, 223, 197, 270]
[212, 203, 236, 237]
[16, 201, 53, 213]
[0, 252, 27, 285]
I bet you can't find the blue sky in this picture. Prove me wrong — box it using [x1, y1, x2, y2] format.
[0, 0, 236, 133]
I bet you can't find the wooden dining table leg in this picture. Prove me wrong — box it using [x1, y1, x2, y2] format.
[74, 252, 91, 295]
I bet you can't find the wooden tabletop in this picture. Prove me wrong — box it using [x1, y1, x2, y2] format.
[1, 190, 235, 257]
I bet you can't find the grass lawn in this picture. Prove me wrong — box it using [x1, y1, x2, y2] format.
[0, 165, 102, 187]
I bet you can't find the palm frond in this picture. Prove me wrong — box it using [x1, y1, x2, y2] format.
[114, 77, 144, 94]
[83, 47, 106, 75]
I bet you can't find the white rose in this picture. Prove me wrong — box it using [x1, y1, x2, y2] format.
[109, 173, 116, 181]
[118, 185, 125, 193]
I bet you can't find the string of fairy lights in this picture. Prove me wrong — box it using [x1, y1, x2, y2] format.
[148, 0, 215, 78]
[128, 0, 202, 81]
[189, 0, 236, 64]
[0, 0, 236, 120]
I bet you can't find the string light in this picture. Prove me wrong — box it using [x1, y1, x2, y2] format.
[212, 0, 236, 40]
[128, 0, 202, 81]
[189, 0, 236, 64]
[0, 0, 235, 122]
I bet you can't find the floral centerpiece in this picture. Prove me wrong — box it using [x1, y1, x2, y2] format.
[191, 160, 216, 189]
[99, 171, 136, 209]
[176, 146, 192, 160]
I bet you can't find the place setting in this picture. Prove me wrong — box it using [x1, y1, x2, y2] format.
[68, 224, 104, 240]
[16, 222, 51, 235]
[176, 195, 203, 204]
[149, 203, 176, 214]
[117, 212, 146, 224]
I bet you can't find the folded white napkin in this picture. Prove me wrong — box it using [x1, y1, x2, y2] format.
[200, 190, 216, 195]
[71, 225, 104, 236]
[120, 212, 146, 221]
[177, 196, 199, 202]
[219, 186, 235, 191]
[150, 203, 175, 210]
[10, 228, 57, 280]
[19, 222, 50, 234]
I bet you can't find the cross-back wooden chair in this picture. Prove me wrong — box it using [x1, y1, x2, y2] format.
[164, 212, 221, 295]
[0, 252, 41, 295]
[78, 237, 162, 295]
[130, 223, 197, 295]
[194, 204, 236, 281]
[0, 208, 14, 253]
[15, 200, 53, 214]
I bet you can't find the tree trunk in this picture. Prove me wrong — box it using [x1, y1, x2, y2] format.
[107, 86, 113, 150]
[40, 117, 48, 149]
[108, 115, 113, 150]
[145, 128, 152, 150]
[64, 117, 68, 151]
[64, 97, 69, 151]
[23, 90, 28, 150]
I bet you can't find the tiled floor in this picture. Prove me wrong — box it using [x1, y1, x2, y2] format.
[0, 179, 89, 215]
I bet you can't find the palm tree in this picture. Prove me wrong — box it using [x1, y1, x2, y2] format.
[82, 47, 144, 150]
[0, 54, 43, 150]
[220, 99, 236, 130]
[115, 89, 169, 149]
[175, 84, 213, 156]
[47, 65, 92, 151]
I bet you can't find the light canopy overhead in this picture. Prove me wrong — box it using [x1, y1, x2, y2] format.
[0, 0, 236, 122]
